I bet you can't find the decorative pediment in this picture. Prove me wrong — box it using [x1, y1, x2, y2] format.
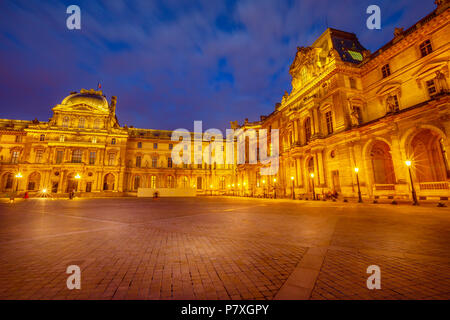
[412, 57, 449, 88]
[289, 46, 324, 91]
[375, 81, 402, 97]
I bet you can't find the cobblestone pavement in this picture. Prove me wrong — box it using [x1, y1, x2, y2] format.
[0, 197, 449, 300]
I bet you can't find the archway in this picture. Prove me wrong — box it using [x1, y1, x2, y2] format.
[409, 129, 448, 182]
[307, 157, 314, 193]
[103, 173, 115, 191]
[1, 172, 14, 191]
[27, 172, 41, 191]
[66, 173, 79, 192]
[370, 141, 396, 184]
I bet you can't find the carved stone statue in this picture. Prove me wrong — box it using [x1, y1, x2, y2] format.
[394, 28, 404, 37]
[386, 95, 397, 113]
[435, 70, 448, 93]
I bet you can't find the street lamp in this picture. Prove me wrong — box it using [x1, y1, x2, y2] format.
[262, 179, 266, 198]
[310, 173, 315, 200]
[354, 167, 363, 203]
[405, 160, 419, 205]
[273, 178, 277, 199]
[15, 172, 23, 193]
[291, 176, 295, 200]
[74, 173, 81, 192]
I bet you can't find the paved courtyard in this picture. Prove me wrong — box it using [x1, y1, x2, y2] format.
[0, 197, 449, 300]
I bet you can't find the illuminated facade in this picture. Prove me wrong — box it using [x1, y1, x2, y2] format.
[0, 89, 233, 196]
[233, 0, 450, 200]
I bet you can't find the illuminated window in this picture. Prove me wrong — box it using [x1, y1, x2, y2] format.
[304, 117, 312, 143]
[325, 111, 333, 135]
[108, 153, 115, 166]
[92, 137, 97, 143]
[167, 176, 174, 188]
[181, 176, 188, 188]
[72, 149, 82, 163]
[300, 67, 307, 84]
[94, 118, 101, 129]
[419, 40, 433, 57]
[347, 50, 363, 61]
[136, 156, 142, 168]
[150, 175, 156, 188]
[89, 152, 96, 165]
[426, 79, 437, 97]
[78, 117, 85, 128]
[381, 64, 391, 78]
[35, 150, 43, 163]
[59, 135, 65, 142]
[62, 116, 69, 127]
[152, 157, 157, 168]
[56, 150, 64, 164]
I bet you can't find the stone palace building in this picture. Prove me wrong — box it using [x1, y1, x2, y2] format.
[0, 0, 449, 200]
[232, 0, 450, 201]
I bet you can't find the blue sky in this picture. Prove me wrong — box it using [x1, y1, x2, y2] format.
[0, 0, 434, 131]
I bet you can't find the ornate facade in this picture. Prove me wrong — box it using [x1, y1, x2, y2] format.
[233, 0, 450, 201]
[0, 89, 234, 196]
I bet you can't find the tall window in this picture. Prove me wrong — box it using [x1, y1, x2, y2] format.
[153, 143, 158, 149]
[35, 150, 43, 163]
[169, 144, 173, 150]
[325, 111, 333, 135]
[197, 176, 203, 189]
[15, 135, 22, 143]
[419, 40, 433, 57]
[167, 157, 172, 168]
[136, 156, 142, 168]
[426, 79, 437, 97]
[62, 116, 69, 127]
[111, 138, 116, 145]
[72, 149, 82, 163]
[181, 176, 188, 188]
[381, 64, 391, 78]
[349, 77, 356, 89]
[167, 175, 174, 188]
[92, 137, 97, 144]
[134, 176, 141, 190]
[150, 175, 156, 188]
[56, 150, 64, 164]
[94, 118, 101, 129]
[304, 117, 312, 143]
[78, 117, 85, 128]
[39, 134, 45, 141]
[59, 135, 65, 142]
[137, 142, 142, 148]
[89, 152, 96, 165]
[108, 153, 115, 166]
[152, 157, 157, 168]
[5, 173, 13, 188]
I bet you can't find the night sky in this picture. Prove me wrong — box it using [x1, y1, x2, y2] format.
[0, 0, 434, 131]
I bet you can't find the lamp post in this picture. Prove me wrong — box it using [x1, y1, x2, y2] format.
[354, 167, 363, 203]
[405, 160, 419, 205]
[291, 176, 295, 200]
[74, 173, 81, 192]
[310, 173, 315, 200]
[15, 172, 23, 193]
[262, 180, 266, 198]
[232, 183, 235, 196]
[273, 178, 277, 199]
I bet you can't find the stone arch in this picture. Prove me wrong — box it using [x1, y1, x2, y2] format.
[407, 128, 449, 182]
[103, 173, 115, 191]
[27, 172, 41, 191]
[1, 172, 14, 191]
[66, 172, 79, 192]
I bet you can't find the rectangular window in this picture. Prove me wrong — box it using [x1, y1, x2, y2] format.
[12, 151, 20, 164]
[89, 152, 96, 165]
[420, 40, 433, 57]
[136, 156, 142, 168]
[56, 150, 64, 164]
[108, 153, 115, 166]
[381, 64, 391, 78]
[35, 150, 43, 163]
[167, 157, 172, 168]
[137, 142, 142, 148]
[197, 163, 202, 169]
[153, 143, 158, 149]
[325, 111, 333, 135]
[349, 77, 356, 89]
[169, 143, 173, 150]
[15, 135, 22, 143]
[152, 157, 157, 168]
[426, 79, 437, 97]
[72, 150, 82, 163]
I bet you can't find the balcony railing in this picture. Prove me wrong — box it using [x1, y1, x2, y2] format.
[419, 182, 449, 190]
[374, 184, 395, 191]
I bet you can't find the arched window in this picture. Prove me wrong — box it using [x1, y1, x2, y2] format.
[111, 138, 116, 145]
[370, 141, 395, 184]
[304, 117, 312, 143]
[78, 117, 86, 128]
[62, 116, 69, 128]
[39, 134, 45, 141]
[72, 149, 83, 163]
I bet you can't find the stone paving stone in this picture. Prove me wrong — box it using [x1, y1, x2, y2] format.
[0, 197, 449, 299]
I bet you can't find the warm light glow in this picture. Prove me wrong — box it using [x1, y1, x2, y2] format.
[75, 173, 81, 179]
[273, 178, 277, 182]
[290, 176, 294, 181]
[232, 184, 235, 187]
[210, 184, 213, 188]
[310, 173, 314, 178]
[354, 167, 359, 173]
[227, 184, 231, 188]
[238, 183, 240, 187]
[15, 172, 23, 178]
[42, 188, 47, 193]
[243, 182, 246, 186]
[262, 180, 266, 184]
[405, 160, 412, 167]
